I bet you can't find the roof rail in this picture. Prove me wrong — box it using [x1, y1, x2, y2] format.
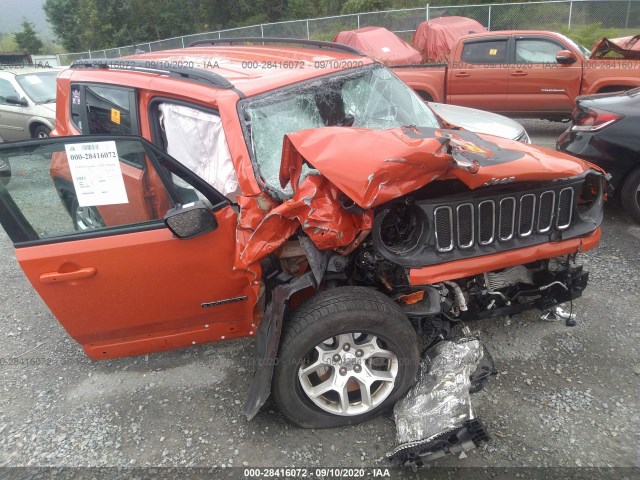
[187, 37, 365, 56]
[69, 58, 234, 90]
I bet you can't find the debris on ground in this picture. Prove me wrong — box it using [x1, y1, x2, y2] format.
[387, 337, 493, 466]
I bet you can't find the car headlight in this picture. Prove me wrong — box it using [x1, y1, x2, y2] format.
[517, 129, 531, 144]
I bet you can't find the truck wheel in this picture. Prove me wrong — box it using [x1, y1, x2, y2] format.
[71, 196, 105, 231]
[272, 287, 419, 428]
[621, 167, 640, 224]
[32, 125, 51, 139]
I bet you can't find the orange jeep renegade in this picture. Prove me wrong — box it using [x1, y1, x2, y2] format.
[0, 39, 606, 428]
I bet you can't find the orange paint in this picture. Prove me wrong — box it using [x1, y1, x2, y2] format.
[409, 228, 601, 285]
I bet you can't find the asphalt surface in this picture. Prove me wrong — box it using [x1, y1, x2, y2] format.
[0, 119, 639, 473]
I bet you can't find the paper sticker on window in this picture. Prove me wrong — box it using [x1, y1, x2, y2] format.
[24, 75, 43, 85]
[489, 48, 498, 56]
[65, 141, 129, 207]
[381, 47, 391, 53]
[111, 108, 121, 124]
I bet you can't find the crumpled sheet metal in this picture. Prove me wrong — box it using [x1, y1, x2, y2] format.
[281, 126, 591, 201]
[235, 126, 593, 271]
[280, 127, 451, 210]
[393, 338, 483, 447]
[590, 35, 640, 59]
[235, 175, 373, 270]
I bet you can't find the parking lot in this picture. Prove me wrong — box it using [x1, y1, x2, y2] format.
[0, 119, 639, 470]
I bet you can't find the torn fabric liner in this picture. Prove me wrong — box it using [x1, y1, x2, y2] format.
[388, 338, 483, 459]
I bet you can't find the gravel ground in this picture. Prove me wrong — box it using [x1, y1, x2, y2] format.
[0, 119, 639, 473]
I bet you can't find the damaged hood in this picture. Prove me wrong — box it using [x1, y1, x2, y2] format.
[280, 126, 591, 209]
[590, 35, 640, 59]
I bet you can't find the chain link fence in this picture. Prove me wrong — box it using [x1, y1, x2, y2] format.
[58, 0, 640, 65]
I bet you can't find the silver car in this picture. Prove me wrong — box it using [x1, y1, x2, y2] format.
[428, 102, 531, 143]
[0, 134, 7, 185]
[0, 67, 59, 141]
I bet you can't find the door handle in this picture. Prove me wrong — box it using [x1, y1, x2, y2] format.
[40, 267, 97, 284]
[455, 72, 471, 78]
[510, 71, 528, 77]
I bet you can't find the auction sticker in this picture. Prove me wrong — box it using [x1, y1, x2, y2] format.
[65, 141, 129, 207]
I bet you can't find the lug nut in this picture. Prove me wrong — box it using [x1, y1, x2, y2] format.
[343, 343, 351, 351]
[354, 365, 362, 373]
[332, 354, 341, 363]
[339, 367, 347, 375]
[355, 349, 363, 357]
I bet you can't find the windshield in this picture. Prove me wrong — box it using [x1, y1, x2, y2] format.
[242, 65, 440, 198]
[15, 72, 58, 103]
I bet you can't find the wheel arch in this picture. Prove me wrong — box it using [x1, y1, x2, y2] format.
[28, 118, 54, 137]
[585, 81, 638, 95]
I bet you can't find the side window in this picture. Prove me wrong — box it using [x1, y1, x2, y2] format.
[516, 39, 563, 63]
[70, 84, 82, 129]
[151, 101, 240, 202]
[0, 137, 212, 243]
[0, 79, 20, 105]
[461, 40, 508, 64]
[69, 84, 139, 138]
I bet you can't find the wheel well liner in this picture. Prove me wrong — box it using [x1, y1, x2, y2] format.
[243, 270, 317, 419]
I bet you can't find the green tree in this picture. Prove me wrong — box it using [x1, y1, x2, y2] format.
[13, 20, 44, 54]
[341, 0, 390, 14]
[43, 0, 84, 52]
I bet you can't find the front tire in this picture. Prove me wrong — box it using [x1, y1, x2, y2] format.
[272, 287, 419, 428]
[621, 167, 640, 224]
[0, 158, 10, 186]
[71, 196, 105, 231]
[33, 125, 51, 139]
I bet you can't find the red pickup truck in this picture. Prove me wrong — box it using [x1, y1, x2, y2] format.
[394, 30, 640, 119]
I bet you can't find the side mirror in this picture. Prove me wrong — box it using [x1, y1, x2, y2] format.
[5, 96, 28, 107]
[164, 201, 217, 239]
[556, 50, 577, 64]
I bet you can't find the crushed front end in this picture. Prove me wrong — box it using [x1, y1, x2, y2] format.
[367, 170, 604, 327]
[236, 63, 607, 418]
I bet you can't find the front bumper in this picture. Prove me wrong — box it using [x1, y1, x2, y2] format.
[409, 227, 600, 285]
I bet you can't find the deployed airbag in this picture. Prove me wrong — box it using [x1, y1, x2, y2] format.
[159, 103, 239, 199]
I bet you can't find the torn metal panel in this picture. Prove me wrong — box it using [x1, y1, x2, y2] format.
[235, 174, 373, 270]
[281, 126, 593, 206]
[280, 127, 451, 209]
[590, 35, 640, 59]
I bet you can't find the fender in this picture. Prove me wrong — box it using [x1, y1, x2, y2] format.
[584, 79, 640, 95]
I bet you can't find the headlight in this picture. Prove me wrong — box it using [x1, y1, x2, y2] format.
[517, 130, 531, 144]
[577, 173, 604, 218]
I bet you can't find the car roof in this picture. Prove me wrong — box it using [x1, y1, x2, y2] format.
[459, 30, 566, 41]
[110, 45, 376, 97]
